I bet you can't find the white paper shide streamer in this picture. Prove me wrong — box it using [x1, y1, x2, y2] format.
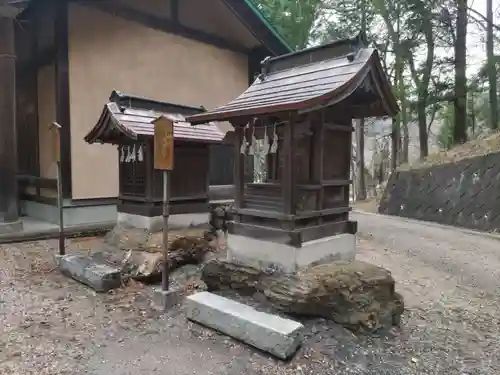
[270, 123, 278, 154]
[248, 125, 257, 155]
[262, 125, 270, 156]
[240, 123, 248, 155]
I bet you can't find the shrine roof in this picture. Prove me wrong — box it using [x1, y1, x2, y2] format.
[187, 44, 399, 125]
[84, 91, 225, 145]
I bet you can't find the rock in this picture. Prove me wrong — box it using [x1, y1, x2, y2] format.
[120, 250, 163, 282]
[104, 226, 150, 251]
[59, 254, 121, 293]
[200, 259, 404, 333]
[104, 225, 211, 253]
[202, 259, 263, 294]
[263, 261, 404, 332]
[186, 291, 304, 360]
[116, 235, 216, 282]
[168, 236, 214, 269]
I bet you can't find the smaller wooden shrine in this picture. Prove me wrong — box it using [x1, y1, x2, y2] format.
[84, 90, 225, 230]
[187, 33, 398, 272]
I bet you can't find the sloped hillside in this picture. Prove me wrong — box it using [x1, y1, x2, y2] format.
[398, 131, 500, 171]
[379, 131, 500, 232]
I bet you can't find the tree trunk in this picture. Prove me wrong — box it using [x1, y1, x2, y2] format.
[391, 119, 399, 171]
[0, 16, 19, 223]
[417, 101, 429, 158]
[355, 118, 366, 200]
[469, 91, 476, 135]
[453, 0, 468, 144]
[400, 92, 409, 164]
[486, 0, 498, 129]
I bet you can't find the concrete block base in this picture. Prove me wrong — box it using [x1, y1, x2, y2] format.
[59, 254, 121, 292]
[152, 287, 184, 310]
[227, 233, 356, 273]
[21, 200, 117, 227]
[0, 220, 23, 234]
[117, 212, 210, 232]
[186, 292, 303, 360]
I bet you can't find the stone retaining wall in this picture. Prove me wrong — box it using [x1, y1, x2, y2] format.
[379, 152, 500, 232]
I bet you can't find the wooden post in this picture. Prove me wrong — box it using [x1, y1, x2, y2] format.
[283, 117, 295, 216]
[153, 116, 174, 292]
[0, 16, 19, 223]
[51, 122, 65, 255]
[312, 112, 324, 224]
[233, 125, 244, 211]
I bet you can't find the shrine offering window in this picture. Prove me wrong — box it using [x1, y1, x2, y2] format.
[242, 121, 284, 184]
[119, 142, 147, 197]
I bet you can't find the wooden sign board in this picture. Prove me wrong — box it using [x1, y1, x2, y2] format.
[154, 116, 174, 170]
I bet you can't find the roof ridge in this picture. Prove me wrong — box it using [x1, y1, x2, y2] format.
[257, 47, 375, 80]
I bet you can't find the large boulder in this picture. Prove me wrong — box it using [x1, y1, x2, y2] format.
[201, 258, 263, 294]
[103, 225, 213, 252]
[201, 259, 404, 333]
[93, 226, 217, 282]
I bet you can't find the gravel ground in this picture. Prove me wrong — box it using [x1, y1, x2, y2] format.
[1, 213, 500, 374]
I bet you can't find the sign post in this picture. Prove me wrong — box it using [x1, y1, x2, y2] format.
[50, 122, 65, 256]
[153, 116, 174, 291]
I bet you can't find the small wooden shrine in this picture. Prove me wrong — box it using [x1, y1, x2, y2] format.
[187, 34, 398, 272]
[84, 91, 225, 228]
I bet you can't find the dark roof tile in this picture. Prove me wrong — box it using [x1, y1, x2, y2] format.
[187, 47, 398, 124]
[84, 95, 225, 145]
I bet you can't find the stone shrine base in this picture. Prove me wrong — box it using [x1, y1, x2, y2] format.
[201, 259, 404, 333]
[227, 233, 356, 273]
[117, 212, 210, 233]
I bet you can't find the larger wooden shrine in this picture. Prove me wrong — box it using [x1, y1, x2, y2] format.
[187, 35, 398, 271]
[84, 91, 226, 219]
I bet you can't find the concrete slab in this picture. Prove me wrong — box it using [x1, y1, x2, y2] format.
[59, 254, 121, 293]
[152, 287, 184, 311]
[0, 219, 23, 234]
[0, 216, 114, 245]
[186, 291, 304, 360]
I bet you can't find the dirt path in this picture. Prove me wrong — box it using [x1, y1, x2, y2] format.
[1, 215, 500, 374]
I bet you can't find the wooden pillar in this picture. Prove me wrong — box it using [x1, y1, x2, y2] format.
[0, 16, 19, 222]
[312, 112, 324, 223]
[283, 117, 295, 215]
[233, 125, 244, 211]
[55, 0, 72, 198]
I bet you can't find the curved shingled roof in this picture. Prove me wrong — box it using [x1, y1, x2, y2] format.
[187, 47, 399, 125]
[84, 91, 224, 145]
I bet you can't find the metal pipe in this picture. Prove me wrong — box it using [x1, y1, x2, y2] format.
[161, 170, 170, 291]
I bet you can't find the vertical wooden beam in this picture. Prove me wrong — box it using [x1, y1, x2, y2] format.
[346, 117, 354, 210]
[282, 116, 295, 216]
[312, 111, 324, 223]
[0, 16, 19, 222]
[233, 124, 244, 213]
[144, 142, 154, 200]
[55, 0, 72, 198]
[30, 3, 41, 182]
[171, 0, 179, 25]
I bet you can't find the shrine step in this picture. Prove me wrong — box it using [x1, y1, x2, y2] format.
[185, 291, 303, 360]
[58, 254, 122, 292]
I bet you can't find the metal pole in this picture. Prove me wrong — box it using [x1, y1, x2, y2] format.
[56, 160, 65, 255]
[161, 170, 170, 291]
